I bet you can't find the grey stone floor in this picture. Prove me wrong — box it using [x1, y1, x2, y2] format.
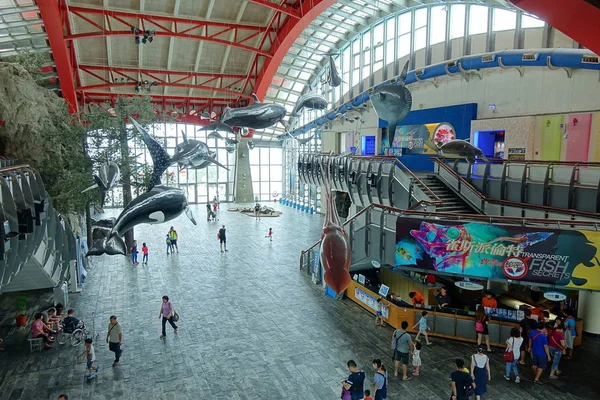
[0, 203, 599, 399]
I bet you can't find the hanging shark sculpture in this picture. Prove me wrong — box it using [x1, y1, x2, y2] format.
[130, 118, 227, 191]
[81, 161, 120, 208]
[438, 140, 489, 163]
[322, 54, 342, 87]
[369, 60, 412, 148]
[86, 186, 196, 256]
[291, 91, 328, 116]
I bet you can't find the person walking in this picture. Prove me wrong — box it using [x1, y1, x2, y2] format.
[475, 305, 492, 352]
[548, 323, 566, 379]
[392, 320, 413, 381]
[168, 227, 178, 253]
[342, 360, 365, 400]
[254, 202, 261, 219]
[141, 242, 149, 265]
[471, 345, 490, 399]
[371, 359, 387, 400]
[159, 295, 178, 339]
[564, 311, 576, 359]
[130, 240, 139, 265]
[412, 310, 432, 345]
[411, 342, 422, 376]
[213, 196, 218, 213]
[166, 234, 173, 255]
[218, 224, 228, 252]
[519, 308, 538, 364]
[503, 327, 523, 383]
[529, 321, 551, 384]
[106, 315, 123, 367]
[450, 359, 474, 400]
[206, 201, 212, 221]
[265, 227, 273, 241]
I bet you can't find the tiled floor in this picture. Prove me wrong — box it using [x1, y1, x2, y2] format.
[0, 203, 598, 399]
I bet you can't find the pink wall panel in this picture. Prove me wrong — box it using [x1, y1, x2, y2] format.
[565, 113, 592, 162]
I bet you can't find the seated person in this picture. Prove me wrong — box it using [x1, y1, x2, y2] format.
[41, 307, 60, 332]
[481, 290, 498, 309]
[409, 291, 425, 308]
[435, 287, 451, 308]
[62, 309, 84, 333]
[55, 303, 65, 317]
[31, 312, 55, 349]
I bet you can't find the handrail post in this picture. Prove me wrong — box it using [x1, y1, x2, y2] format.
[500, 161, 508, 201]
[521, 163, 528, 203]
[568, 164, 579, 210]
[543, 163, 552, 206]
[379, 208, 388, 262]
[482, 160, 491, 196]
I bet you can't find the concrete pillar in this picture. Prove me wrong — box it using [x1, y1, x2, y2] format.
[234, 140, 254, 203]
[578, 290, 600, 335]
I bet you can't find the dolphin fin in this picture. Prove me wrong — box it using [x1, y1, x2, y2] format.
[251, 93, 261, 103]
[81, 183, 99, 194]
[185, 206, 197, 225]
[181, 130, 189, 144]
[399, 60, 410, 85]
[86, 234, 126, 257]
[130, 117, 172, 190]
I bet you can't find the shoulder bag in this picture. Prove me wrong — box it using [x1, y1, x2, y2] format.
[504, 338, 515, 362]
[551, 334, 566, 355]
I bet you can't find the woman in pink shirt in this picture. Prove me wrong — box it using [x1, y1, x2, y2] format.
[159, 296, 178, 339]
[31, 312, 55, 349]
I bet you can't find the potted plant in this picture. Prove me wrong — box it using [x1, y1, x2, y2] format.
[14, 295, 29, 327]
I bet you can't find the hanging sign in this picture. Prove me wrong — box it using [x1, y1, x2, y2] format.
[371, 259, 381, 268]
[378, 284, 390, 297]
[544, 291, 567, 302]
[455, 280, 485, 291]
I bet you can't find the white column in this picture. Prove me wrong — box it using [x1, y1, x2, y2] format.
[578, 290, 600, 335]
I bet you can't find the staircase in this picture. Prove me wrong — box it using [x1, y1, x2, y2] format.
[416, 175, 475, 214]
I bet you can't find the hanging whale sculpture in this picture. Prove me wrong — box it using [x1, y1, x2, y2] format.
[438, 140, 489, 163]
[369, 60, 412, 148]
[174, 130, 229, 170]
[291, 91, 328, 116]
[199, 122, 236, 135]
[86, 186, 196, 257]
[81, 161, 120, 208]
[130, 118, 227, 191]
[221, 94, 287, 130]
[322, 54, 342, 87]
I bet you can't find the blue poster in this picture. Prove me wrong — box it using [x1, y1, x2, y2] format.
[311, 251, 321, 284]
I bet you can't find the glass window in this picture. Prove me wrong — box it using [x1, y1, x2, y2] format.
[522, 13, 545, 28]
[449, 4, 465, 39]
[414, 8, 427, 29]
[469, 5, 488, 35]
[430, 6, 447, 45]
[398, 33, 411, 57]
[362, 30, 371, 50]
[493, 8, 516, 31]
[414, 27, 426, 51]
[373, 23, 384, 45]
[399, 12, 411, 35]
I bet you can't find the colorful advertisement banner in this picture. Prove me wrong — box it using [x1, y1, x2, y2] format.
[381, 122, 456, 156]
[354, 288, 390, 318]
[395, 218, 600, 291]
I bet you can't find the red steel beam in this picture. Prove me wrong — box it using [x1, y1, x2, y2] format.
[81, 92, 239, 103]
[248, 0, 301, 19]
[77, 65, 248, 80]
[510, 0, 600, 56]
[253, 0, 337, 101]
[37, 0, 78, 113]
[77, 83, 253, 99]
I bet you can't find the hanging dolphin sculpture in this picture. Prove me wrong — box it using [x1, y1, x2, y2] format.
[369, 60, 412, 148]
[438, 140, 489, 163]
[220, 94, 287, 130]
[174, 130, 229, 170]
[198, 122, 236, 135]
[206, 131, 239, 146]
[81, 161, 120, 208]
[291, 91, 328, 116]
[323, 54, 342, 87]
[86, 186, 197, 257]
[130, 118, 227, 191]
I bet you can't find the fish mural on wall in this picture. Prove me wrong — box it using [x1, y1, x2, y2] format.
[86, 186, 196, 257]
[369, 61, 412, 148]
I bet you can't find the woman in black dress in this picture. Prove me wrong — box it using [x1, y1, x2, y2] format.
[475, 305, 492, 352]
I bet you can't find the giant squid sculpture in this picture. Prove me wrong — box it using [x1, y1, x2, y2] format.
[319, 160, 352, 295]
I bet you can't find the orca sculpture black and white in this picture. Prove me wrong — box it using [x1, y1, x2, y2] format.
[86, 186, 196, 257]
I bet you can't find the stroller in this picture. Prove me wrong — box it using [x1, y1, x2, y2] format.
[208, 210, 218, 222]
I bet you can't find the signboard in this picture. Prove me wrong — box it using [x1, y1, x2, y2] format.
[355, 287, 390, 318]
[381, 122, 456, 156]
[455, 280, 485, 291]
[358, 274, 366, 284]
[507, 147, 526, 160]
[395, 218, 600, 291]
[371, 259, 381, 269]
[379, 284, 390, 297]
[483, 307, 524, 321]
[544, 291, 567, 302]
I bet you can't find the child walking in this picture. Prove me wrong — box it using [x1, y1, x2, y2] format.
[76, 338, 100, 379]
[375, 298, 385, 327]
[265, 228, 273, 241]
[413, 310, 432, 345]
[412, 342, 422, 376]
[166, 234, 173, 255]
[142, 242, 149, 264]
[131, 240, 139, 265]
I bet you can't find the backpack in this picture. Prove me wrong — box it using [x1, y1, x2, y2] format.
[375, 372, 387, 398]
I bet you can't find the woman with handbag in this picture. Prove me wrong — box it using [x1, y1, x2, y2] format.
[503, 327, 523, 383]
[159, 295, 178, 339]
[548, 324, 566, 379]
[475, 306, 492, 352]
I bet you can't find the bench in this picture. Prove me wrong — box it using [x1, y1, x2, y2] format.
[28, 335, 44, 352]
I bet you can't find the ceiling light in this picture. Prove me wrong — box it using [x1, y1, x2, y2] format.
[135, 36, 141, 45]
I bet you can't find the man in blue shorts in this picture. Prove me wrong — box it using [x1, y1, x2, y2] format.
[529, 321, 551, 384]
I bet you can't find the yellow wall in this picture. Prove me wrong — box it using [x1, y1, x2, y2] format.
[380, 269, 438, 305]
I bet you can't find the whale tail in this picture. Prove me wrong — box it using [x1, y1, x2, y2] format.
[86, 233, 127, 257]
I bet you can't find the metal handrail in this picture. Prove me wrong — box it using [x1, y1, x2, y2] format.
[0, 164, 30, 173]
[433, 158, 600, 219]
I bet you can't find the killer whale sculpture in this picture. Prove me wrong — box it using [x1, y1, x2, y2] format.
[86, 186, 197, 256]
[369, 61, 412, 148]
[82, 161, 120, 208]
[291, 91, 328, 116]
[322, 54, 342, 87]
[130, 118, 227, 191]
[438, 140, 489, 163]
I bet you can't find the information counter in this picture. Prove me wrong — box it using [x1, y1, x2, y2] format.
[346, 281, 583, 347]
